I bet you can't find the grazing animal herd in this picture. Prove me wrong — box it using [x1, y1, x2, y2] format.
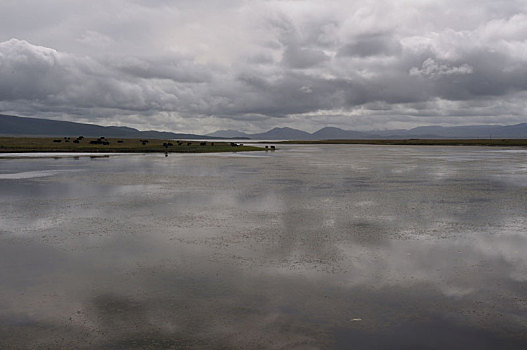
[50, 137, 275, 151]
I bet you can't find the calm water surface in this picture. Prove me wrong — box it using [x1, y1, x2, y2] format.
[1, 145, 526, 349]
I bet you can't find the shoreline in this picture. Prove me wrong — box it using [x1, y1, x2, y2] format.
[274, 139, 527, 147]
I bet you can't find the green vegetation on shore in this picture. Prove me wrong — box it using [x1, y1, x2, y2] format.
[277, 139, 527, 146]
[0, 137, 264, 153]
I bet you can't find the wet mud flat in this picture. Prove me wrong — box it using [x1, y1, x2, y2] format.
[1, 146, 526, 349]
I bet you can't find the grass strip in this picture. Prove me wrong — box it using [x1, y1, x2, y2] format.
[0, 137, 264, 153]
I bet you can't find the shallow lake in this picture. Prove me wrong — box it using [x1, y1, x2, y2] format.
[1, 145, 526, 349]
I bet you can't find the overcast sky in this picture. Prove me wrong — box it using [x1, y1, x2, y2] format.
[1, 0, 527, 133]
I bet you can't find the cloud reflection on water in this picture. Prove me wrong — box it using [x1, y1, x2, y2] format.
[1, 145, 526, 349]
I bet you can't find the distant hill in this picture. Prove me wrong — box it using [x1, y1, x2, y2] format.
[0, 114, 217, 139]
[249, 127, 313, 140]
[312, 127, 373, 140]
[209, 123, 527, 140]
[3, 114, 527, 140]
[399, 124, 527, 139]
[205, 129, 251, 139]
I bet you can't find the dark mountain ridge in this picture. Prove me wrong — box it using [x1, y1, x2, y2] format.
[2, 114, 527, 140]
[210, 123, 527, 140]
[0, 114, 217, 139]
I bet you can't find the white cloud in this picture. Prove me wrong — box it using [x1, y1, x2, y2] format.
[409, 58, 474, 79]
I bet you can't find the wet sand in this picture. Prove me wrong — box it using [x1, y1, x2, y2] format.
[1, 146, 526, 349]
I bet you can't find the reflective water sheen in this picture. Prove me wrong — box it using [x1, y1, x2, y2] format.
[1, 145, 526, 349]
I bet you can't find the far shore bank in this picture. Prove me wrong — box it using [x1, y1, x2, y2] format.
[274, 139, 527, 147]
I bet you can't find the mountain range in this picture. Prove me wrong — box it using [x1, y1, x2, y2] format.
[0, 114, 217, 139]
[207, 124, 527, 140]
[2, 114, 527, 140]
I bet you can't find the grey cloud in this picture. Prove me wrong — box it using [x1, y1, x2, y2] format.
[338, 32, 402, 57]
[412, 50, 527, 101]
[282, 44, 329, 69]
[1, 0, 527, 133]
[0, 39, 183, 113]
[266, 11, 331, 69]
[245, 53, 276, 65]
[113, 56, 212, 83]
[0, 39, 79, 102]
[409, 58, 473, 78]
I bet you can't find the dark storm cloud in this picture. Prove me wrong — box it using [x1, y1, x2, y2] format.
[0, 0, 526, 132]
[282, 44, 329, 68]
[113, 56, 213, 83]
[337, 32, 401, 57]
